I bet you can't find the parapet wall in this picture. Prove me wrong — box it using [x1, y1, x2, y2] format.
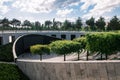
[17, 60, 120, 80]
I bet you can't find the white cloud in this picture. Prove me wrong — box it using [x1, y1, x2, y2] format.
[53, 0, 80, 8]
[80, 0, 96, 10]
[81, 0, 120, 20]
[0, 0, 13, 14]
[12, 0, 55, 13]
[56, 9, 73, 17]
[18, 16, 39, 23]
[12, 0, 80, 13]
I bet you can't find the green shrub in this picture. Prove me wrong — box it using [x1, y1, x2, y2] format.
[86, 32, 120, 59]
[73, 37, 86, 49]
[30, 44, 50, 60]
[0, 43, 14, 62]
[0, 63, 29, 80]
[50, 40, 81, 61]
[73, 37, 87, 60]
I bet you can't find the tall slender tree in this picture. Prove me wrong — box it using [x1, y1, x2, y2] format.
[62, 20, 72, 30]
[96, 17, 106, 31]
[22, 20, 32, 29]
[1, 18, 10, 28]
[45, 20, 52, 29]
[10, 18, 21, 28]
[75, 17, 82, 30]
[34, 21, 41, 30]
[107, 16, 120, 30]
[86, 17, 95, 31]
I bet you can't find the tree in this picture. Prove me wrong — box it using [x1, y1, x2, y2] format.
[22, 20, 32, 29]
[75, 17, 82, 30]
[50, 40, 81, 61]
[62, 20, 72, 30]
[107, 16, 120, 30]
[44, 20, 52, 29]
[52, 18, 62, 30]
[30, 44, 50, 61]
[10, 18, 21, 28]
[34, 21, 41, 30]
[86, 33, 118, 60]
[86, 17, 95, 31]
[95, 17, 106, 31]
[0, 18, 10, 29]
[73, 37, 87, 60]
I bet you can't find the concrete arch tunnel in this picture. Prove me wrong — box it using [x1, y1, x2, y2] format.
[12, 34, 61, 61]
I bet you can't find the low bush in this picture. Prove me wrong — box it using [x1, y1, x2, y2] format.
[0, 63, 29, 80]
[0, 43, 14, 62]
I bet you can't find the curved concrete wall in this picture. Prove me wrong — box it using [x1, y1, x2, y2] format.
[13, 34, 61, 60]
[17, 60, 120, 80]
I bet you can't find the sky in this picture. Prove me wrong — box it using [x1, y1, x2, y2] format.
[0, 0, 120, 23]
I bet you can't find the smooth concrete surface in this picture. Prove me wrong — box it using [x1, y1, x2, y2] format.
[17, 60, 120, 80]
[0, 30, 85, 45]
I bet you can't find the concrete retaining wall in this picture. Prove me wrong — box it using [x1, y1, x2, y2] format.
[17, 60, 120, 80]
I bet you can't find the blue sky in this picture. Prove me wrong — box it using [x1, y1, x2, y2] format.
[0, 0, 120, 23]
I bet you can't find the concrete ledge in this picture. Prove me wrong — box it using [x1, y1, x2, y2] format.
[17, 60, 120, 80]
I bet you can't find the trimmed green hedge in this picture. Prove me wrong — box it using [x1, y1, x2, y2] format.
[86, 32, 120, 59]
[0, 63, 29, 80]
[50, 40, 81, 61]
[30, 44, 50, 60]
[73, 37, 86, 50]
[30, 32, 120, 60]
[50, 40, 80, 55]
[0, 43, 14, 62]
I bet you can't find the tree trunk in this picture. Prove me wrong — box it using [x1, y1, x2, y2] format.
[64, 54, 66, 61]
[86, 51, 89, 61]
[105, 53, 108, 60]
[100, 53, 102, 60]
[78, 51, 80, 60]
[40, 54, 42, 61]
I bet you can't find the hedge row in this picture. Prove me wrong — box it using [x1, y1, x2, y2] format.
[30, 32, 120, 60]
[50, 40, 81, 60]
[0, 63, 29, 80]
[0, 43, 14, 62]
[30, 44, 50, 61]
[30, 40, 81, 61]
[86, 32, 120, 59]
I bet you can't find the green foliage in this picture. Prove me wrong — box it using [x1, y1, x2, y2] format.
[30, 44, 50, 55]
[107, 16, 120, 30]
[0, 16, 120, 31]
[62, 20, 73, 30]
[75, 17, 82, 30]
[45, 20, 52, 28]
[86, 17, 96, 31]
[96, 17, 106, 31]
[30, 44, 50, 61]
[0, 63, 29, 80]
[86, 32, 120, 55]
[0, 43, 14, 62]
[73, 37, 86, 49]
[50, 40, 81, 55]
